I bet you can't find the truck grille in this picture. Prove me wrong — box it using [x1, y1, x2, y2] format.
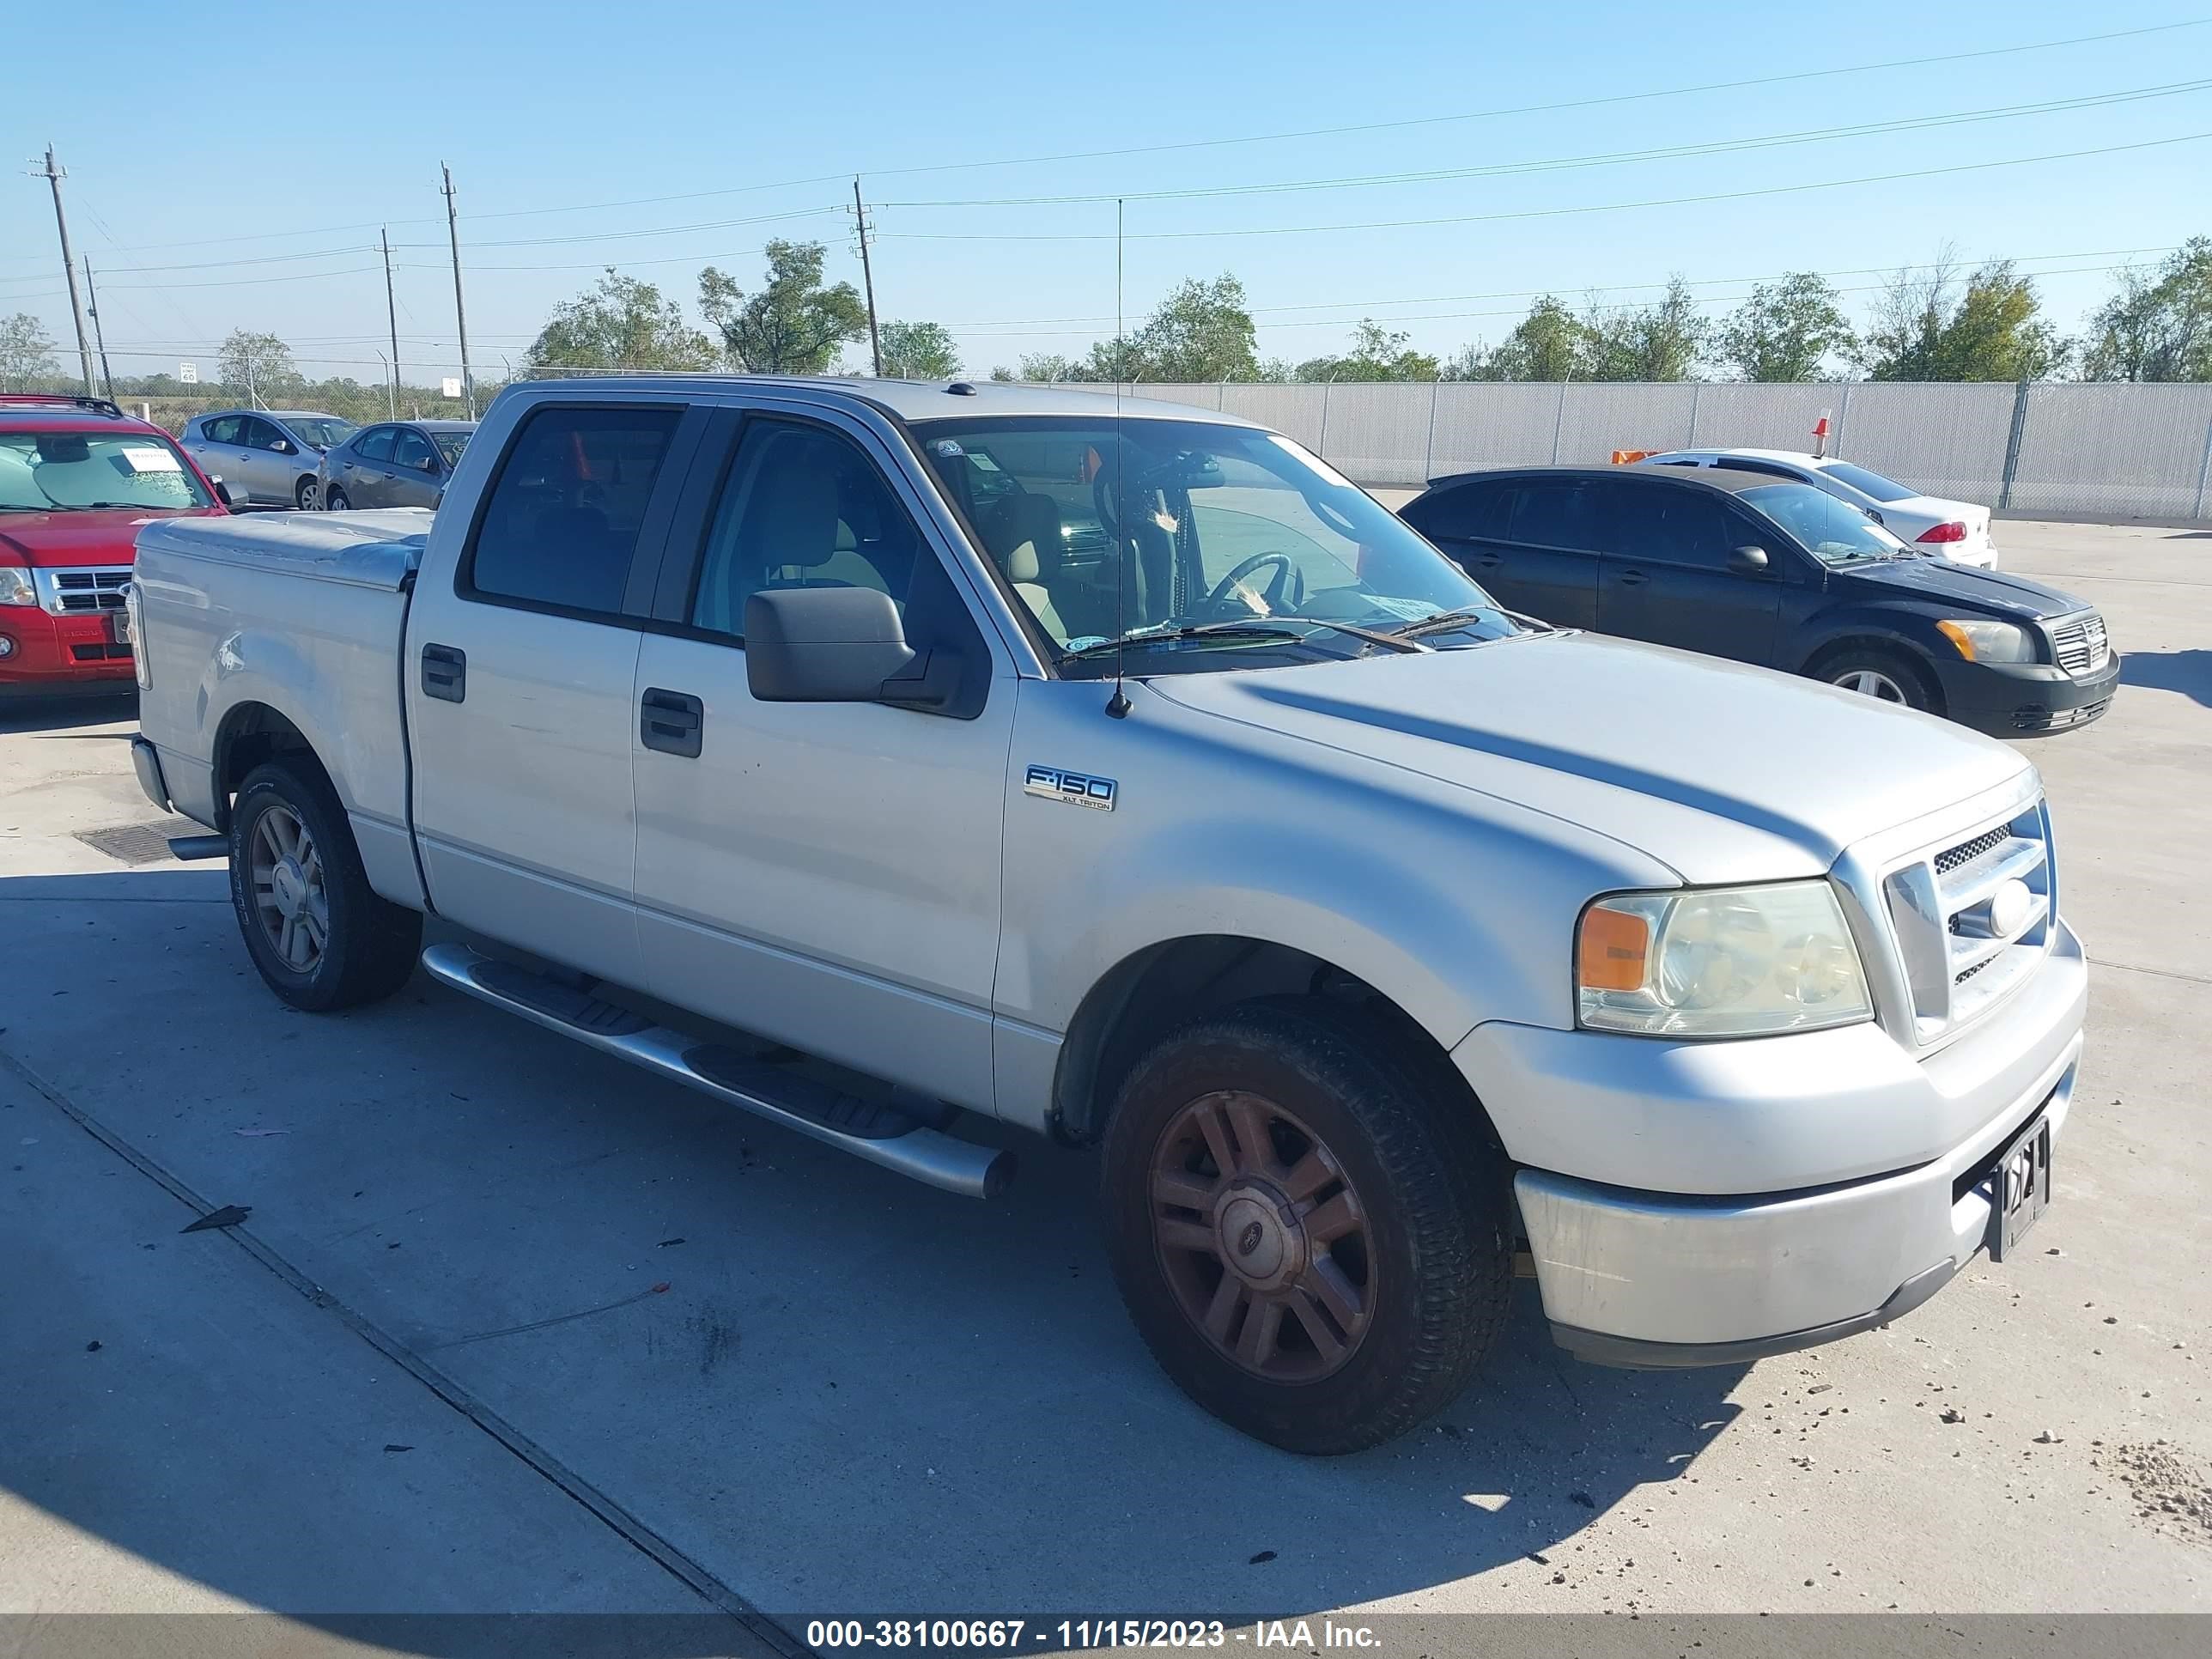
[2049, 612, 2108, 678]
[33, 567, 134, 616]
[1881, 795, 2055, 1043]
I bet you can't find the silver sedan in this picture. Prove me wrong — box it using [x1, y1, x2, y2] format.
[319, 420, 476, 511]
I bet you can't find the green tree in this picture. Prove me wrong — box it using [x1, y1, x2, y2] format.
[1295, 319, 1441, 382]
[2080, 238, 2212, 382]
[699, 241, 868, 374]
[0, 313, 59, 391]
[1862, 255, 2066, 381]
[1446, 296, 1588, 381]
[527, 269, 715, 373]
[1128, 274, 1261, 381]
[878, 319, 962, 380]
[1582, 276, 1707, 381]
[1012, 351, 1088, 383]
[216, 330, 298, 401]
[1716, 272, 1856, 382]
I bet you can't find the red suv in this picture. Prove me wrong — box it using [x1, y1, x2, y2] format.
[1, 395, 227, 696]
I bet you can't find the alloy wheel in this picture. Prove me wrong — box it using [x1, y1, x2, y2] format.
[248, 803, 328, 975]
[1833, 667, 1908, 702]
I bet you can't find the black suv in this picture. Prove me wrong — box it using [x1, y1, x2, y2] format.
[1400, 465, 2118, 736]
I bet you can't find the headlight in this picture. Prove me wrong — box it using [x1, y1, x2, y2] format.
[1577, 880, 1873, 1037]
[1, 562, 35, 608]
[1936, 618, 2034, 664]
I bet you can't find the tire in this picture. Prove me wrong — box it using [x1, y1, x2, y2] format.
[1814, 644, 1940, 714]
[325, 486, 349, 512]
[228, 759, 421, 1012]
[295, 475, 319, 510]
[1101, 997, 1512, 1455]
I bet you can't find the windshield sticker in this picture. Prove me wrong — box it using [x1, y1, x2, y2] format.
[929, 439, 965, 458]
[1365, 595, 1443, 621]
[120, 445, 184, 472]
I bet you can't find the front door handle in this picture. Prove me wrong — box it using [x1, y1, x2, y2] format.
[641, 687, 703, 758]
[1614, 569, 1648, 586]
[421, 642, 465, 702]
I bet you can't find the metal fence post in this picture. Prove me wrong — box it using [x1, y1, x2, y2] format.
[1687, 381, 1702, 447]
[2192, 405, 2212, 522]
[1997, 378, 2033, 511]
[1551, 380, 1569, 464]
[1834, 382, 1855, 456]
[1423, 379, 1441, 482]
[1318, 374, 1337, 460]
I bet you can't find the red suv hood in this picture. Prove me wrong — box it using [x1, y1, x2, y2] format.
[0, 505, 224, 568]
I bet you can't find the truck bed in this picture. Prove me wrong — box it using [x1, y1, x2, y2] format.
[131, 510, 433, 908]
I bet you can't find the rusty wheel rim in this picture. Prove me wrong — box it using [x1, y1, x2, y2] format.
[1149, 1091, 1374, 1382]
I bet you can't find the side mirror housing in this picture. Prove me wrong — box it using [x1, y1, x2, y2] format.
[744, 586, 951, 708]
[1729, 544, 1771, 576]
[210, 477, 233, 507]
[271, 438, 293, 454]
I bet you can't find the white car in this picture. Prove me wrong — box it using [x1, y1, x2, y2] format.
[1638, 448, 1998, 568]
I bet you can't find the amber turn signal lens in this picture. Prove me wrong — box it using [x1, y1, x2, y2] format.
[1578, 903, 1650, 992]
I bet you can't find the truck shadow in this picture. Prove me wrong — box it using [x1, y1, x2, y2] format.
[0, 871, 1748, 1648]
[2119, 647, 2212, 708]
[0, 690, 137, 735]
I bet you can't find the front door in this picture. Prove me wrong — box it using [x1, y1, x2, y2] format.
[629, 405, 1013, 1115]
[405, 398, 697, 988]
[388, 426, 443, 508]
[1596, 478, 1782, 664]
[236, 416, 290, 504]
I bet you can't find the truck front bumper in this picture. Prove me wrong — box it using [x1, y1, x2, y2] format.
[1457, 920, 2087, 1366]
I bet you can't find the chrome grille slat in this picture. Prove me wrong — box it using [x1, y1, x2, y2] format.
[1881, 793, 2055, 1044]
[32, 566, 134, 616]
[1939, 836, 2048, 913]
[2049, 611, 2109, 678]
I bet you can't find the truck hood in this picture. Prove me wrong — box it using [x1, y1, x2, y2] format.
[1149, 630, 2032, 884]
[1841, 552, 2087, 619]
[0, 506, 223, 568]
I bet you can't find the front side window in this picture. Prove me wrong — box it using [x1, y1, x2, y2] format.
[1617, 484, 1737, 570]
[1741, 482, 1907, 565]
[392, 428, 436, 471]
[691, 421, 924, 636]
[0, 430, 216, 512]
[915, 415, 1513, 672]
[467, 404, 680, 614]
[241, 417, 284, 452]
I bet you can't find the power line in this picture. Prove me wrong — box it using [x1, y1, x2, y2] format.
[884, 131, 2212, 242]
[878, 79, 2212, 209]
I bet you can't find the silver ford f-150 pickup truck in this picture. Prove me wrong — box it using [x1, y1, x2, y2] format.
[125, 377, 2084, 1454]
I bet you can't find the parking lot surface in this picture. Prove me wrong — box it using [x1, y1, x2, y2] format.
[2, 519, 2207, 1632]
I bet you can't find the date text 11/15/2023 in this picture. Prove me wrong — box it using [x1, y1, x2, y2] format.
[803, 1620, 1384, 1650]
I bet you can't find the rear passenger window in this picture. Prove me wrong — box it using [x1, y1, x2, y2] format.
[690, 421, 924, 637]
[356, 427, 396, 461]
[467, 405, 682, 615]
[1504, 480, 1601, 551]
[203, 416, 241, 445]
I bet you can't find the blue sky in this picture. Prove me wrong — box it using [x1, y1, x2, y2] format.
[5, 1, 2209, 384]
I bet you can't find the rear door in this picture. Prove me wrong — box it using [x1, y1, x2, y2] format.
[404, 396, 704, 988]
[1596, 477, 1782, 664]
[388, 426, 442, 508]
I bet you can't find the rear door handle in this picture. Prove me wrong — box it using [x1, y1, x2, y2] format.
[421, 642, 465, 702]
[641, 687, 703, 758]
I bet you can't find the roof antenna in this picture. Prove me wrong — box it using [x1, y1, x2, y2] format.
[1105, 196, 1132, 720]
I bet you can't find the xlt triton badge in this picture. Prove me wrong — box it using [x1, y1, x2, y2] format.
[1024, 765, 1115, 811]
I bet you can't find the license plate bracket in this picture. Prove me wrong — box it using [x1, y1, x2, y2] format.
[1988, 1110, 2052, 1262]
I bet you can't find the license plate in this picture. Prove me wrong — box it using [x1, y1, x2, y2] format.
[1989, 1111, 2052, 1261]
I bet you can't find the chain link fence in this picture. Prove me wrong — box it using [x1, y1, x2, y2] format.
[1101, 380, 2212, 520]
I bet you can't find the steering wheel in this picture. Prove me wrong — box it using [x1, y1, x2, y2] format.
[1204, 551, 1304, 616]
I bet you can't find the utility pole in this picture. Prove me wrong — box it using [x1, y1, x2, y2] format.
[29, 146, 97, 396]
[380, 227, 401, 419]
[852, 176, 882, 377]
[441, 163, 476, 417]
[82, 257, 114, 398]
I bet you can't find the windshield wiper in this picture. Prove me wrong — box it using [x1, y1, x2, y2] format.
[1390, 604, 1554, 641]
[1062, 618, 1428, 659]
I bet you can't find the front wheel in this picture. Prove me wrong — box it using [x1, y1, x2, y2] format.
[1817, 645, 1938, 713]
[228, 760, 421, 1011]
[1101, 999, 1512, 1455]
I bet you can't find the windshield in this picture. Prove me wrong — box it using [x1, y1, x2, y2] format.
[281, 416, 356, 451]
[1815, 460, 1917, 503]
[0, 430, 216, 512]
[914, 415, 1516, 674]
[1740, 481, 1907, 564]
[431, 429, 471, 467]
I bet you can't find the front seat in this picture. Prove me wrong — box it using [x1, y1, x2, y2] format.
[984, 493, 1069, 646]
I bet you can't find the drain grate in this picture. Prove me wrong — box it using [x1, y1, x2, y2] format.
[74, 819, 202, 866]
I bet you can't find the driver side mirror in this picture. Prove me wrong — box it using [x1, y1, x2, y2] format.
[1729, 544, 1771, 576]
[271, 438, 293, 454]
[744, 586, 956, 710]
[210, 477, 233, 507]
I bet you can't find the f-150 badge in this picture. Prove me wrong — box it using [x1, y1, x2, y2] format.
[1025, 765, 1116, 811]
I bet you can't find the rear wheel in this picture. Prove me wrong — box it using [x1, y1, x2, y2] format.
[1815, 645, 1939, 713]
[295, 475, 319, 510]
[325, 486, 349, 512]
[228, 760, 420, 1011]
[1101, 998, 1511, 1455]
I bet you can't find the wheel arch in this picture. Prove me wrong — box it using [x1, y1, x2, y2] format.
[211, 700, 329, 830]
[1798, 629, 1947, 713]
[1049, 933, 1498, 1153]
